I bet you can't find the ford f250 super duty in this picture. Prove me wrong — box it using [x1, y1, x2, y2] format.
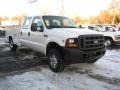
[6, 15, 106, 72]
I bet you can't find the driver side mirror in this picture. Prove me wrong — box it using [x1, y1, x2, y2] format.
[31, 23, 37, 31]
[31, 23, 43, 32]
[113, 29, 116, 32]
[79, 25, 82, 28]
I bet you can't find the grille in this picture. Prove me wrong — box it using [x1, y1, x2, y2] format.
[79, 35, 104, 51]
[115, 35, 120, 40]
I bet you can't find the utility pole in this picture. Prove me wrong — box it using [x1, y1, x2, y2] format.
[61, 0, 64, 16]
[112, 0, 116, 24]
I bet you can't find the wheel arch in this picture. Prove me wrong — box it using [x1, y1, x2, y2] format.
[46, 42, 63, 56]
[104, 36, 113, 42]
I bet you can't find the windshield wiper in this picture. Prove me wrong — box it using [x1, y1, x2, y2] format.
[47, 26, 78, 29]
[64, 26, 78, 28]
[47, 26, 63, 29]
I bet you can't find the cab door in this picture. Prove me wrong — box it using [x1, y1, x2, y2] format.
[20, 17, 32, 47]
[28, 16, 46, 53]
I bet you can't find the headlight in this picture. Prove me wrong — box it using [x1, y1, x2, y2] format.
[65, 38, 78, 48]
[114, 34, 120, 40]
[114, 34, 118, 38]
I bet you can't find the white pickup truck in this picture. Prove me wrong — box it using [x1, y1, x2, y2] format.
[6, 15, 106, 72]
[82, 25, 120, 47]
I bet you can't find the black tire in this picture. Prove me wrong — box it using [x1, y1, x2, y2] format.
[86, 59, 98, 63]
[104, 38, 113, 47]
[9, 38, 17, 52]
[48, 48, 65, 72]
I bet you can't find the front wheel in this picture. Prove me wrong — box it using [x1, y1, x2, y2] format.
[104, 38, 113, 47]
[9, 39, 17, 52]
[48, 48, 65, 72]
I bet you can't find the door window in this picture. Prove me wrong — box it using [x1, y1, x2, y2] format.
[22, 17, 32, 29]
[32, 17, 43, 27]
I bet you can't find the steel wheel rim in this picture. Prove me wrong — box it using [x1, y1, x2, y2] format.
[9, 40, 13, 49]
[49, 54, 58, 69]
[105, 40, 111, 47]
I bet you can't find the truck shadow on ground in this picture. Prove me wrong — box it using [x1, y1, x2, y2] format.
[0, 46, 48, 73]
[1, 44, 120, 75]
[106, 45, 120, 50]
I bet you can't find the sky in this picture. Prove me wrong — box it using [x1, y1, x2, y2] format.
[0, 0, 111, 18]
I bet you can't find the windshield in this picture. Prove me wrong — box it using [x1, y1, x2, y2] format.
[42, 16, 78, 29]
[105, 27, 116, 32]
[96, 26, 105, 32]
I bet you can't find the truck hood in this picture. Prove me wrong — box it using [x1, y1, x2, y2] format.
[101, 31, 120, 40]
[102, 31, 120, 35]
[48, 28, 103, 38]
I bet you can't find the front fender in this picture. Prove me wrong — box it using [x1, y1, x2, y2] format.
[104, 35, 115, 41]
[44, 37, 65, 54]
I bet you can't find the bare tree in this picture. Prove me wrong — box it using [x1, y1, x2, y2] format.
[109, 0, 120, 24]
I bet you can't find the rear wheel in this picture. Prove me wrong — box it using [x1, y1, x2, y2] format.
[9, 38, 17, 52]
[48, 48, 65, 72]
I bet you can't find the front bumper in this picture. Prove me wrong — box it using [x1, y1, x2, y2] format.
[113, 40, 120, 45]
[62, 47, 106, 64]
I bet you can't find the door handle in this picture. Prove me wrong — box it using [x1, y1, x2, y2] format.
[44, 34, 48, 37]
[28, 32, 30, 36]
[20, 31, 22, 35]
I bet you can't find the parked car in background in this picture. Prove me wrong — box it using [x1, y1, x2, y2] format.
[82, 25, 120, 47]
[95, 25, 117, 32]
[0, 26, 5, 37]
[110, 25, 117, 28]
[116, 26, 120, 31]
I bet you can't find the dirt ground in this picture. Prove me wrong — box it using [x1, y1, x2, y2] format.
[0, 38, 120, 90]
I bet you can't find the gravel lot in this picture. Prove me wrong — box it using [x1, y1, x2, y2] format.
[0, 38, 120, 90]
